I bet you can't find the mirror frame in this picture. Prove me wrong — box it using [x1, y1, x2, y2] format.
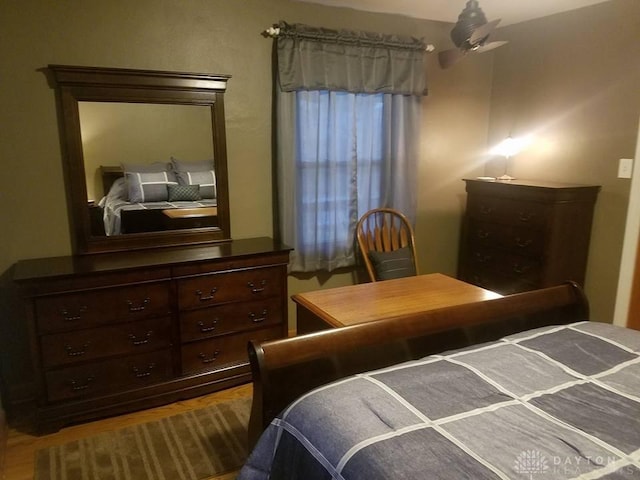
[48, 64, 231, 254]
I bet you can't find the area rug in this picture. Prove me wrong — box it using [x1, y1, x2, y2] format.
[35, 397, 252, 480]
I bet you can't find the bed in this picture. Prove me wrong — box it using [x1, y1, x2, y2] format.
[97, 166, 218, 235]
[239, 283, 640, 479]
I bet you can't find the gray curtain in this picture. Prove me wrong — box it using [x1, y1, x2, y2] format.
[275, 22, 426, 272]
[276, 21, 427, 95]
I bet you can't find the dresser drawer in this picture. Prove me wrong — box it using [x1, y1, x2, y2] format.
[467, 221, 544, 257]
[35, 282, 171, 333]
[465, 247, 541, 279]
[181, 325, 282, 374]
[45, 349, 173, 402]
[177, 267, 284, 310]
[468, 195, 548, 230]
[40, 316, 173, 368]
[464, 269, 538, 295]
[180, 297, 283, 342]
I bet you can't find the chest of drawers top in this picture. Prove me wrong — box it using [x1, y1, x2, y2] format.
[463, 178, 600, 203]
[13, 237, 291, 294]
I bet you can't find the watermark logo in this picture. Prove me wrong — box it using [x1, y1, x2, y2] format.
[513, 450, 631, 477]
[514, 450, 549, 479]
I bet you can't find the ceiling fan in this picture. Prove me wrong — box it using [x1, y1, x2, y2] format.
[438, 0, 508, 69]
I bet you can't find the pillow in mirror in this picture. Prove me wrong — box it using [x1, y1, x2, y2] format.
[171, 157, 213, 172]
[168, 184, 202, 202]
[171, 157, 216, 199]
[122, 162, 177, 203]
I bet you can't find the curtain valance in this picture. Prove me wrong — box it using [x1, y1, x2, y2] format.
[276, 22, 427, 96]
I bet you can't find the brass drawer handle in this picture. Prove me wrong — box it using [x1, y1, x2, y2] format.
[198, 351, 220, 364]
[198, 319, 218, 333]
[248, 280, 267, 294]
[513, 264, 530, 274]
[249, 309, 268, 323]
[479, 206, 494, 215]
[515, 237, 533, 248]
[132, 363, 156, 378]
[518, 211, 535, 222]
[70, 376, 94, 391]
[127, 298, 150, 312]
[60, 305, 88, 322]
[128, 331, 153, 346]
[64, 343, 89, 357]
[196, 288, 218, 302]
[473, 252, 492, 263]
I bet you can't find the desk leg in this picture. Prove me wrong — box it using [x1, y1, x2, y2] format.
[296, 306, 333, 335]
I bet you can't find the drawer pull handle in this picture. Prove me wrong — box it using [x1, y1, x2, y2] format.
[480, 206, 493, 215]
[198, 319, 218, 333]
[128, 331, 153, 346]
[65, 343, 89, 357]
[513, 264, 529, 274]
[132, 363, 156, 378]
[248, 280, 267, 294]
[518, 212, 535, 222]
[249, 309, 268, 323]
[60, 305, 88, 322]
[473, 252, 492, 264]
[127, 298, 150, 312]
[196, 288, 218, 302]
[198, 351, 220, 364]
[70, 376, 94, 391]
[515, 237, 533, 248]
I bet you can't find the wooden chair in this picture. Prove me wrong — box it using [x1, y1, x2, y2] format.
[356, 208, 418, 282]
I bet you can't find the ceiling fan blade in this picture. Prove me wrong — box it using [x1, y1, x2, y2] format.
[469, 18, 501, 44]
[475, 40, 508, 53]
[438, 48, 465, 69]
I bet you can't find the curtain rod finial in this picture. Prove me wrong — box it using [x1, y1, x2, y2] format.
[263, 26, 281, 38]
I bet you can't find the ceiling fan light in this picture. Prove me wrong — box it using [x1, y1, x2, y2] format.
[438, 0, 507, 69]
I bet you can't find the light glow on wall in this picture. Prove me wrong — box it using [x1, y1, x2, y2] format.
[489, 134, 534, 158]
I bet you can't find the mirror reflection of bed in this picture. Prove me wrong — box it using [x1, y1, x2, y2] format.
[92, 165, 219, 236]
[79, 102, 219, 236]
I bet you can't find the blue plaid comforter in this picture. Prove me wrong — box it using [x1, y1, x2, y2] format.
[238, 322, 640, 479]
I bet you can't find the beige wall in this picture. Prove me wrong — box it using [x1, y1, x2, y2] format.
[0, 0, 635, 330]
[0, 0, 493, 330]
[79, 103, 213, 200]
[487, 0, 640, 322]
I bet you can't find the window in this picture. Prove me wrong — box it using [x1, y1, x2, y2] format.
[296, 90, 384, 263]
[273, 23, 425, 273]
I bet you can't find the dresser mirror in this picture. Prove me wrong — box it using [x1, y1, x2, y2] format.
[48, 65, 231, 254]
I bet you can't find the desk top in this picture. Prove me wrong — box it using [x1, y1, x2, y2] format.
[292, 273, 501, 328]
[162, 207, 218, 219]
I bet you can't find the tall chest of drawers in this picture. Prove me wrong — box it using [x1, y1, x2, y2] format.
[6, 237, 290, 433]
[458, 179, 600, 294]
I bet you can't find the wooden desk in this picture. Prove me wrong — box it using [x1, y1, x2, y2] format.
[162, 206, 218, 218]
[293, 273, 501, 334]
[162, 207, 218, 229]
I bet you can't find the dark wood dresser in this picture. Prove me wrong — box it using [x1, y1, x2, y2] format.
[458, 179, 600, 294]
[5, 237, 290, 433]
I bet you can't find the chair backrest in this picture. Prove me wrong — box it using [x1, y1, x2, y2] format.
[356, 208, 418, 282]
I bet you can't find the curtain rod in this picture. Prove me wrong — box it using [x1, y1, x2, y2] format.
[262, 26, 435, 53]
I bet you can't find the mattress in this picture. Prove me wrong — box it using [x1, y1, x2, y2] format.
[239, 321, 640, 479]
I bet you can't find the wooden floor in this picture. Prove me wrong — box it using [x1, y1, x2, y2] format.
[3, 383, 253, 480]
